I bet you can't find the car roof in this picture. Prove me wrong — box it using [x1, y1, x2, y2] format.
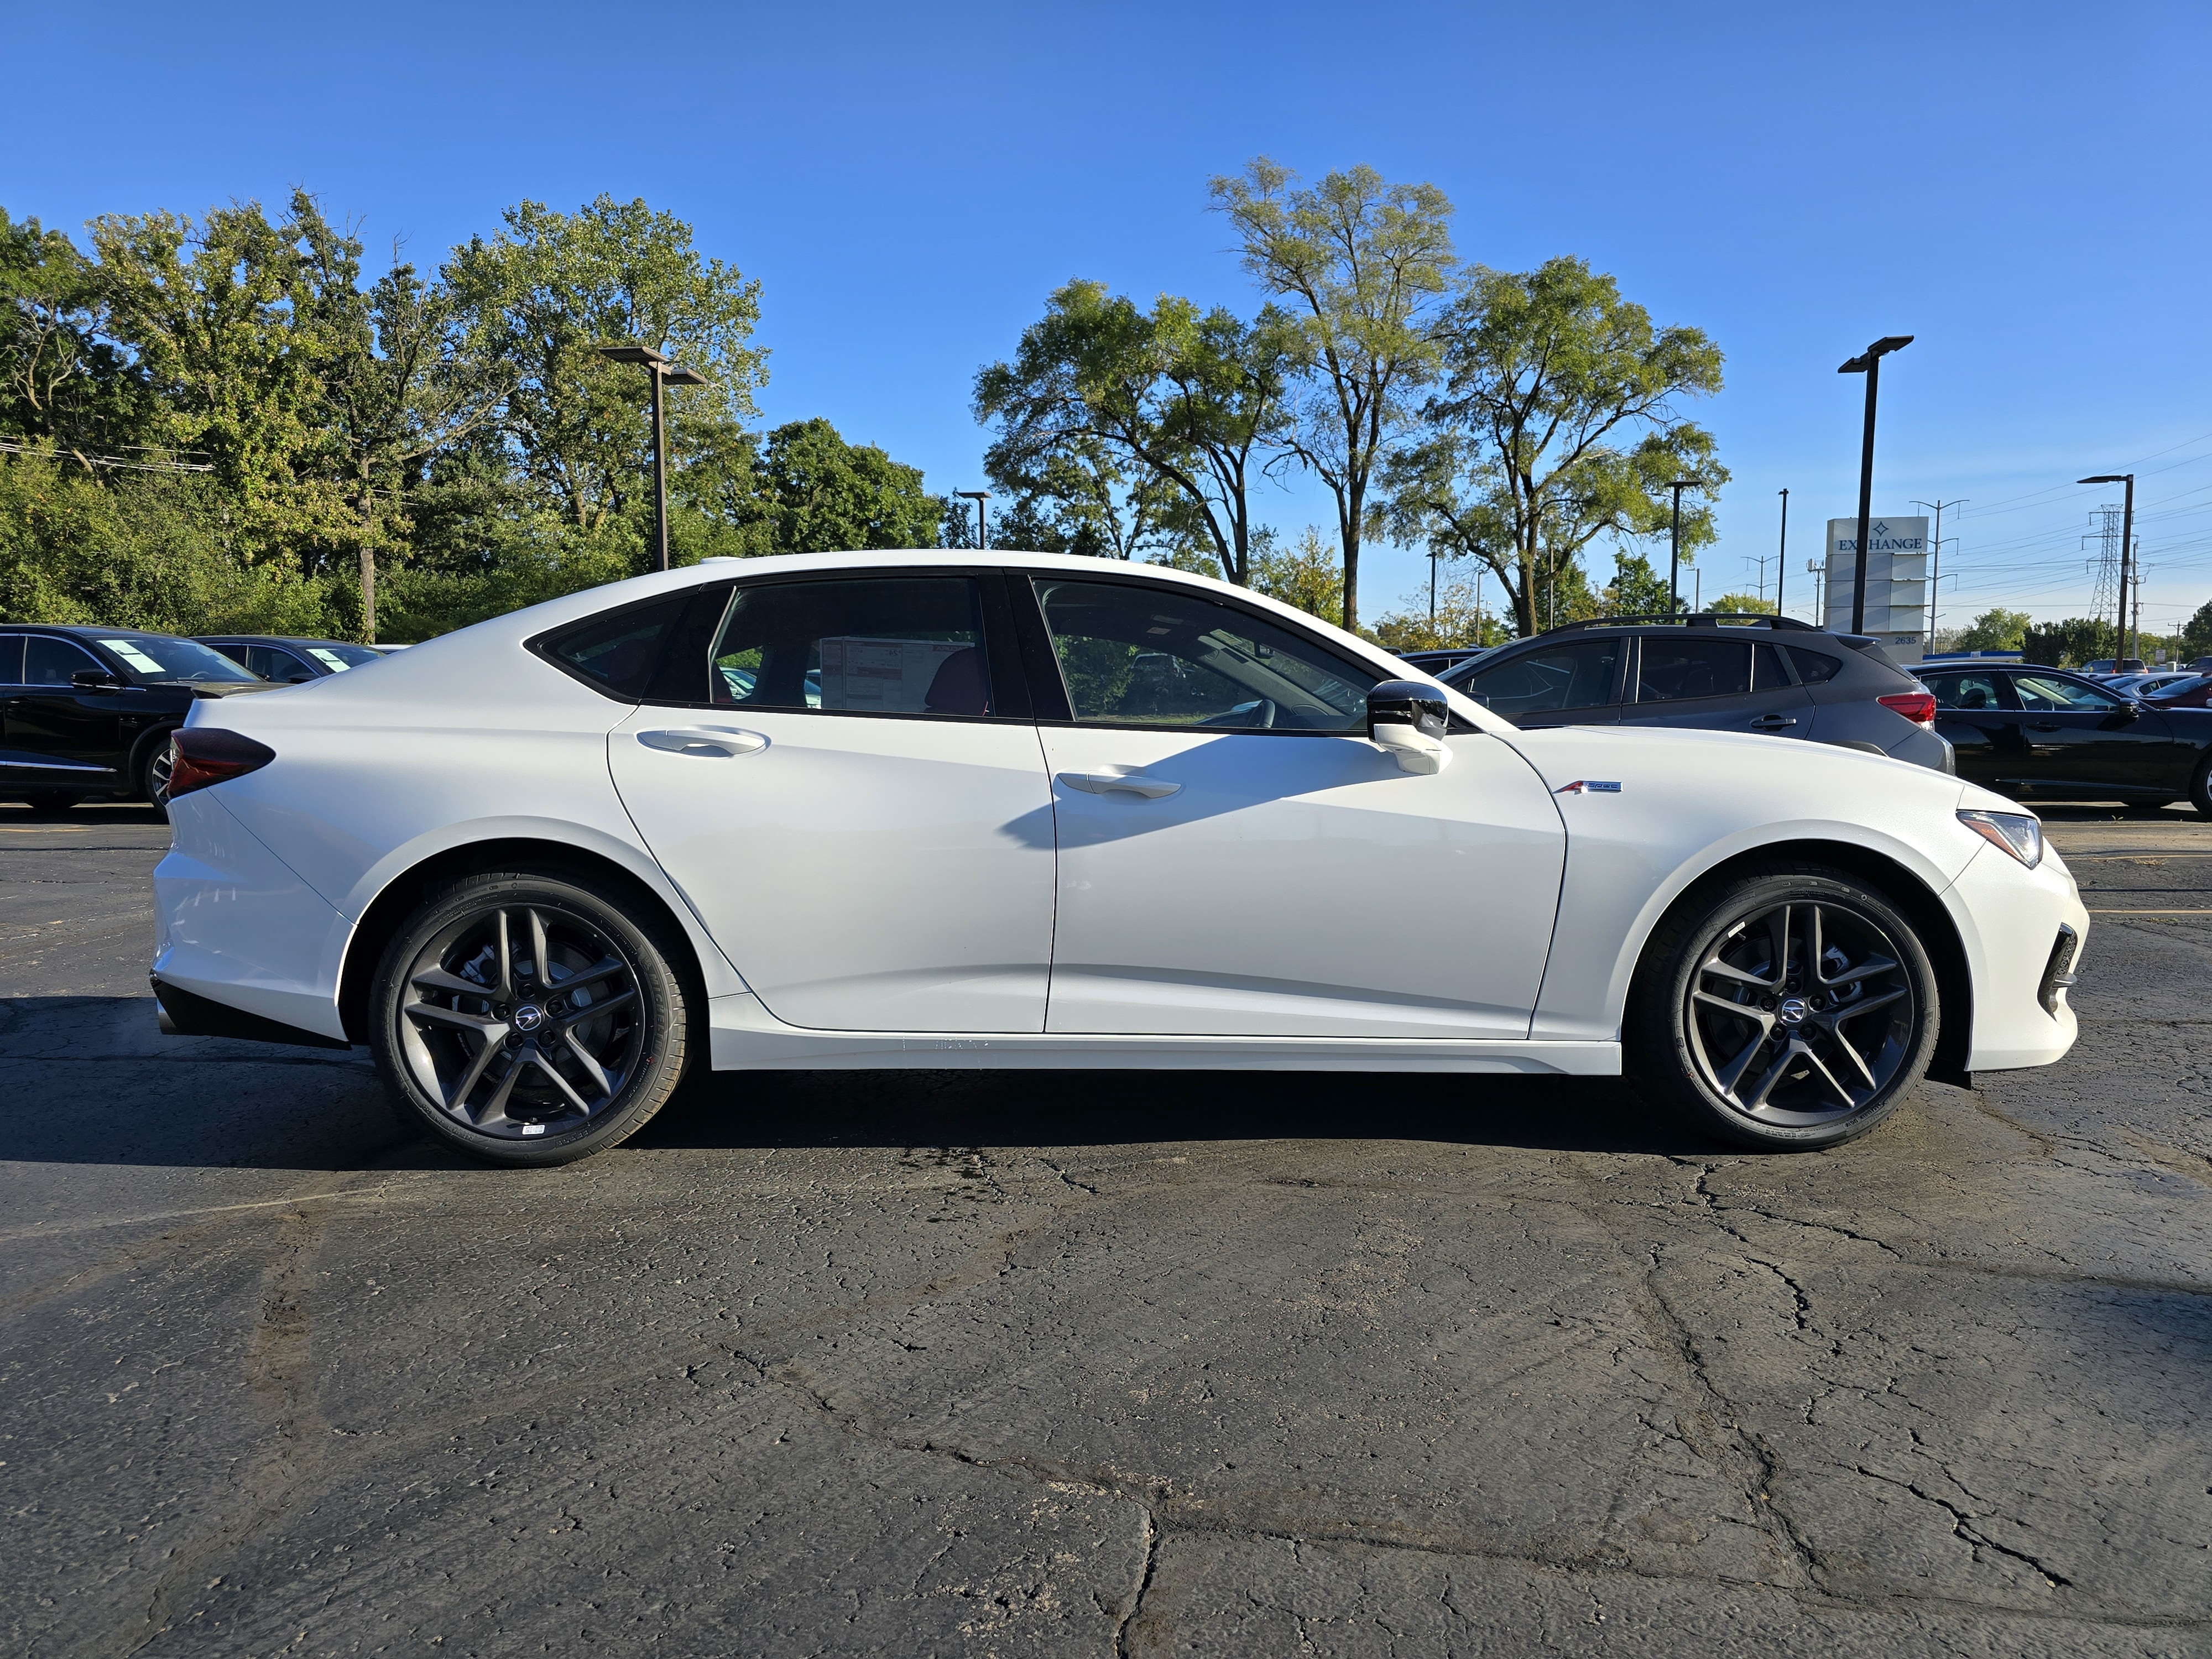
[0, 623, 189, 640]
[198, 635, 358, 647]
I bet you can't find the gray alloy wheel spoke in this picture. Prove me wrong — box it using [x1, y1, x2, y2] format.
[1713, 1027, 1776, 1095]
[549, 954, 627, 992]
[527, 1046, 595, 1115]
[564, 1032, 613, 1099]
[1796, 1044, 1864, 1108]
[493, 910, 516, 1001]
[405, 1000, 503, 1034]
[1699, 956, 1773, 990]
[1736, 1041, 1801, 1110]
[471, 1049, 526, 1128]
[1693, 988, 1771, 1023]
[445, 1027, 507, 1108]
[1827, 985, 1908, 1024]
[526, 908, 551, 987]
[1765, 906, 1794, 989]
[411, 965, 492, 999]
[565, 987, 635, 1026]
[1820, 1024, 1881, 1092]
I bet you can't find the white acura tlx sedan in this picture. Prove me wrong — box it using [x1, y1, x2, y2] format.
[150, 550, 2087, 1165]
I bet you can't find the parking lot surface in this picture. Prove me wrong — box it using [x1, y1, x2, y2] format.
[3, 802, 2209, 1657]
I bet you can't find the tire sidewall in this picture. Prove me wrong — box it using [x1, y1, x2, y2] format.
[371, 871, 687, 1166]
[1640, 867, 1939, 1150]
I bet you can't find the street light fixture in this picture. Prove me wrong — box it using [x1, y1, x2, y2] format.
[954, 490, 989, 550]
[1666, 480, 1700, 614]
[596, 343, 710, 572]
[2079, 473, 2137, 665]
[1838, 335, 1913, 633]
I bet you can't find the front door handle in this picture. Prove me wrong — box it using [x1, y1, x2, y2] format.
[2028, 722, 2062, 732]
[636, 726, 769, 757]
[1056, 771, 1181, 800]
[1748, 714, 1799, 729]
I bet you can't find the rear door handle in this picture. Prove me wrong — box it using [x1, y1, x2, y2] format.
[1056, 771, 1181, 799]
[2028, 722, 2062, 732]
[1748, 714, 1799, 729]
[637, 726, 768, 757]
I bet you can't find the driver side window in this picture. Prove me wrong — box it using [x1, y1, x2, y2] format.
[1031, 578, 1378, 732]
[2013, 674, 2121, 713]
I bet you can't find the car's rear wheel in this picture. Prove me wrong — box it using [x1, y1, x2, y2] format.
[139, 733, 175, 814]
[1630, 864, 1939, 1150]
[371, 871, 690, 1166]
[2190, 754, 2212, 821]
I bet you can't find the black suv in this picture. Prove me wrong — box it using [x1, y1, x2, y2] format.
[0, 626, 260, 809]
[1436, 613, 1953, 772]
[195, 634, 386, 682]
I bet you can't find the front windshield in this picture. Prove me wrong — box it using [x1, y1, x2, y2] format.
[2151, 675, 2210, 699]
[96, 634, 258, 683]
[303, 643, 383, 671]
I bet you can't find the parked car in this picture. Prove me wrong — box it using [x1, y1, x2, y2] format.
[0, 625, 260, 810]
[2146, 675, 2212, 709]
[1918, 661, 2212, 815]
[153, 551, 2084, 1166]
[1435, 613, 1953, 771]
[1397, 646, 1491, 676]
[2080, 658, 2147, 678]
[196, 635, 386, 682]
[2106, 669, 2199, 698]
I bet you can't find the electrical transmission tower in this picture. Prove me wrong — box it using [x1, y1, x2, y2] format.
[2084, 504, 2124, 634]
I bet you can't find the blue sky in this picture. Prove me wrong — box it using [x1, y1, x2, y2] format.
[8, 2, 2209, 635]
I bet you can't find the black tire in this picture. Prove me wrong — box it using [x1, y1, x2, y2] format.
[138, 731, 176, 815]
[1629, 863, 1940, 1151]
[2190, 754, 2212, 821]
[370, 869, 690, 1166]
[19, 790, 85, 813]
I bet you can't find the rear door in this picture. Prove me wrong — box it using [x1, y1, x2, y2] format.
[5, 635, 124, 785]
[608, 570, 1058, 1034]
[1922, 669, 2017, 790]
[1623, 634, 1812, 738]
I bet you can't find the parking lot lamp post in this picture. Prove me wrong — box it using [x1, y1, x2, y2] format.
[597, 345, 708, 572]
[1838, 335, 1914, 633]
[1775, 489, 1788, 618]
[2078, 473, 2136, 665]
[1666, 480, 1698, 614]
[955, 490, 988, 550]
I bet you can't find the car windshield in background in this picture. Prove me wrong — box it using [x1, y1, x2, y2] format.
[97, 634, 256, 682]
[304, 643, 383, 671]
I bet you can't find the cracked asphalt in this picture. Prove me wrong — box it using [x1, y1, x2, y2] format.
[3, 800, 2209, 1657]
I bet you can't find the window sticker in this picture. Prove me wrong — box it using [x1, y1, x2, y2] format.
[100, 640, 164, 674]
[306, 648, 353, 671]
[817, 637, 969, 713]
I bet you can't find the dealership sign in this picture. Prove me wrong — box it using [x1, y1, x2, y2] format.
[1823, 517, 1929, 650]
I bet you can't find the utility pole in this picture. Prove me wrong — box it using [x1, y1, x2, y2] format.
[1775, 488, 1788, 619]
[2078, 472, 2136, 664]
[1838, 336, 1914, 633]
[1912, 497, 1965, 651]
[596, 343, 709, 572]
[1808, 559, 1825, 626]
[1666, 480, 1699, 614]
[1428, 547, 1441, 623]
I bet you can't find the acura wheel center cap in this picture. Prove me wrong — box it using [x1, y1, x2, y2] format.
[1777, 996, 1810, 1027]
[513, 1004, 545, 1033]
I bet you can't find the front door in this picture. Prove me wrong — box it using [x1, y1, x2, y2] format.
[2001, 671, 2187, 800]
[1027, 575, 1567, 1039]
[609, 572, 1057, 1034]
[5, 634, 124, 786]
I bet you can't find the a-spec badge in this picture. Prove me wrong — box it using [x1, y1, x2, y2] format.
[1554, 780, 1624, 795]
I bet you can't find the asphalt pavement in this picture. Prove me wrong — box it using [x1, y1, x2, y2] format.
[3, 800, 2209, 1657]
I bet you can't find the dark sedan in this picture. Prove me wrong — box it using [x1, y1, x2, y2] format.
[1920, 662, 2212, 816]
[0, 627, 260, 810]
[196, 634, 385, 682]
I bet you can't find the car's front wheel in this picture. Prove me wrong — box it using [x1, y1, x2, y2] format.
[370, 870, 690, 1166]
[1630, 864, 1940, 1150]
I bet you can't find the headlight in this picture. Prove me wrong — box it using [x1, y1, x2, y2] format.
[1958, 808, 2043, 868]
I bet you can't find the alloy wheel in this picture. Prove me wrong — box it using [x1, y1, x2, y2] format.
[396, 902, 645, 1139]
[1683, 899, 1917, 1126]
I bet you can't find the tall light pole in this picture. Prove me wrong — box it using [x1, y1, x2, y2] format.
[954, 490, 988, 550]
[1838, 335, 1914, 633]
[598, 343, 708, 572]
[1912, 497, 1965, 652]
[1775, 489, 1788, 618]
[1666, 480, 1699, 614]
[2078, 473, 2136, 664]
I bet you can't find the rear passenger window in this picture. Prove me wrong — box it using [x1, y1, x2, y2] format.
[1788, 648, 1843, 684]
[538, 593, 692, 700]
[711, 577, 993, 717]
[1751, 644, 1788, 688]
[0, 637, 21, 684]
[1459, 639, 1621, 718]
[1636, 639, 1751, 702]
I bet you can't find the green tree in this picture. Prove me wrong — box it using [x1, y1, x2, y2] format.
[1956, 607, 2031, 652]
[1251, 525, 1344, 626]
[974, 281, 1295, 580]
[1712, 592, 1776, 615]
[1384, 258, 1725, 639]
[2171, 599, 2212, 659]
[1210, 160, 1457, 629]
[736, 418, 942, 553]
[1601, 551, 1672, 616]
[2021, 616, 2114, 667]
[0, 210, 149, 467]
[1366, 567, 1509, 653]
[445, 195, 765, 541]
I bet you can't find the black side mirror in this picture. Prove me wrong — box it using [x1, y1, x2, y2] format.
[1366, 679, 1448, 742]
[71, 669, 122, 691]
[284, 672, 315, 684]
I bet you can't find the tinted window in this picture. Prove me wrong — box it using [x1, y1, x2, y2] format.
[1751, 643, 1787, 689]
[94, 634, 254, 682]
[1789, 648, 1843, 684]
[23, 637, 102, 686]
[712, 577, 992, 716]
[1637, 638, 1752, 702]
[542, 593, 692, 700]
[2014, 673, 2124, 712]
[0, 636, 21, 684]
[302, 643, 382, 670]
[1460, 639, 1620, 718]
[1925, 672, 2004, 711]
[1033, 578, 1375, 731]
[249, 646, 312, 680]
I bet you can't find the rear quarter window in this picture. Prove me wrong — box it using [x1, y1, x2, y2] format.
[1788, 648, 1844, 684]
[535, 593, 693, 700]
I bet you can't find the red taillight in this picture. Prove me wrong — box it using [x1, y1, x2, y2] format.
[168, 727, 275, 799]
[1878, 691, 1937, 726]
